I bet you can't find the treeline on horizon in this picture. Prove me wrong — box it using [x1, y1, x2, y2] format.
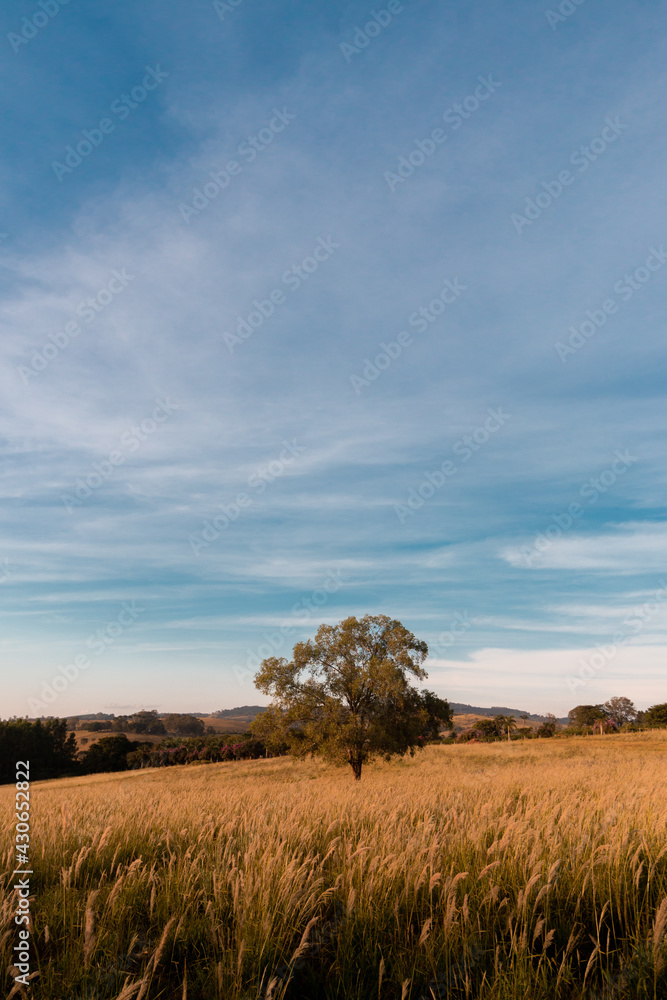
[0, 719, 274, 785]
[67, 710, 210, 736]
[44, 706, 265, 724]
[3, 698, 667, 785]
[41, 703, 565, 724]
[453, 698, 667, 743]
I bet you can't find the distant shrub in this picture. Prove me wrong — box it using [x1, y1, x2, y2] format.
[456, 729, 482, 743]
[126, 733, 277, 770]
[81, 735, 151, 774]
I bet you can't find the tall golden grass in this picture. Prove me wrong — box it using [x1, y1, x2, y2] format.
[2, 732, 667, 999]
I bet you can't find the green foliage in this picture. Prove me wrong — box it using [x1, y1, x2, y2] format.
[162, 713, 205, 735]
[252, 614, 452, 779]
[536, 714, 560, 737]
[83, 720, 113, 732]
[645, 702, 667, 728]
[494, 714, 518, 741]
[126, 733, 273, 769]
[125, 710, 167, 734]
[81, 735, 150, 773]
[477, 718, 502, 740]
[456, 727, 483, 743]
[603, 696, 637, 726]
[568, 704, 607, 727]
[0, 717, 78, 783]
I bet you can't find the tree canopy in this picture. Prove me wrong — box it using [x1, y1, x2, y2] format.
[645, 703, 667, 728]
[602, 697, 636, 726]
[125, 710, 167, 734]
[251, 614, 452, 779]
[162, 713, 205, 735]
[568, 698, 638, 730]
[80, 735, 147, 774]
[568, 704, 607, 727]
[477, 718, 502, 740]
[0, 718, 78, 783]
[536, 713, 559, 737]
[494, 714, 517, 741]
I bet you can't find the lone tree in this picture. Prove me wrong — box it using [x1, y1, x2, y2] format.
[494, 714, 517, 742]
[536, 713, 559, 738]
[568, 704, 607, 728]
[477, 718, 502, 741]
[251, 614, 453, 780]
[603, 696, 637, 727]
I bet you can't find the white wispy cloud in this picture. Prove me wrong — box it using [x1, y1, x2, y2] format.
[501, 522, 667, 571]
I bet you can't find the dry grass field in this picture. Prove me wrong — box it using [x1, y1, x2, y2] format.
[3, 732, 667, 999]
[196, 714, 260, 734]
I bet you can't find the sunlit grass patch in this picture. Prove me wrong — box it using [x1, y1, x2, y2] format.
[2, 732, 667, 998]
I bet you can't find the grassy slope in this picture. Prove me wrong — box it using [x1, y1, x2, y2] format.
[3, 732, 667, 999]
[195, 714, 258, 733]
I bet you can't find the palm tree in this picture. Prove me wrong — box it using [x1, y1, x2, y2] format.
[494, 714, 517, 742]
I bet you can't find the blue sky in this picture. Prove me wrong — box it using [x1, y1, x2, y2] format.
[2, 0, 667, 718]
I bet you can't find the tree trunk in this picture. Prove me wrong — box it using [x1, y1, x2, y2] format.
[350, 758, 362, 781]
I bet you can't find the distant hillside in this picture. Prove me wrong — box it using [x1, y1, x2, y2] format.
[213, 704, 564, 724]
[163, 711, 211, 718]
[72, 712, 116, 720]
[61, 703, 567, 728]
[211, 705, 265, 718]
[448, 703, 564, 723]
